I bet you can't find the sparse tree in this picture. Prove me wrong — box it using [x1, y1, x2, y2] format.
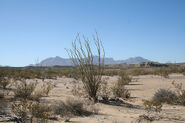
[66, 32, 105, 102]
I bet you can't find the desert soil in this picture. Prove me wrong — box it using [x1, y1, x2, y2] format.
[36, 74, 185, 123]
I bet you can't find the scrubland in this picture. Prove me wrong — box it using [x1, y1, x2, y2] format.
[0, 65, 185, 123]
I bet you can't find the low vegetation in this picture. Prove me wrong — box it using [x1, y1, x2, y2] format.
[54, 99, 91, 117]
[112, 71, 131, 99]
[12, 100, 51, 122]
[152, 82, 185, 106]
[138, 100, 163, 122]
[153, 89, 178, 104]
[66, 32, 105, 103]
[0, 77, 10, 89]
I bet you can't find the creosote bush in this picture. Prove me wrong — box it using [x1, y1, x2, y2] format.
[66, 32, 105, 103]
[153, 89, 178, 104]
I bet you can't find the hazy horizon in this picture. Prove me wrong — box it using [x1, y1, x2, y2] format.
[0, 0, 185, 67]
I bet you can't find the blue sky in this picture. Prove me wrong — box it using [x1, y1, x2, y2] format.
[0, 0, 185, 66]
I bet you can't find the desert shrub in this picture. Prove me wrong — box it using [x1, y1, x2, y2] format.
[12, 100, 33, 122]
[143, 100, 162, 113]
[130, 68, 153, 76]
[118, 71, 132, 85]
[137, 100, 163, 123]
[111, 71, 131, 99]
[30, 102, 51, 120]
[103, 70, 119, 76]
[112, 84, 130, 99]
[71, 84, 86, 97]
[99, 80, 110, 101]
[13, 79, 53, 101]
[0, 91, 4, 99]
[42, 81, 54, 96]
[172, 81, 185, 105]
[12, 100, 51, 122]
[14, 80, 38, 100]
[66, 32, 105, 102]
[54, 99, 91, 117]
[153, 89, 178, 104]
[0, 77, 10, 89]
[154, 68, 170, 78]
[178, 90, 185, 105]
[0, 92, 7, 114]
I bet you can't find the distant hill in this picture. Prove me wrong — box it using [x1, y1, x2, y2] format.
[35, 56, 150, 66]
[117, 57, 151, 64]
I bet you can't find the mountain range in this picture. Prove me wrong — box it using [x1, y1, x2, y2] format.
[35, 56, 151, 66]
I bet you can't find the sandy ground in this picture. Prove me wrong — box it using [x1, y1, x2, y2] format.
[24, 74, 185, 122]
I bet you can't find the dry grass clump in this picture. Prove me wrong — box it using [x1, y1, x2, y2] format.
[53, 98, 93, 120]
[153, 89, 178, 104]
